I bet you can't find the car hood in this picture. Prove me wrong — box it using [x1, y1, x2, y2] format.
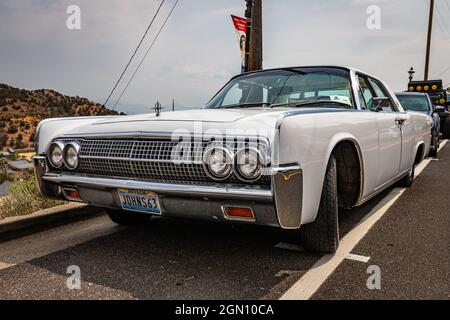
[58, 108, 289, 138]
[37, 106, 351, 153]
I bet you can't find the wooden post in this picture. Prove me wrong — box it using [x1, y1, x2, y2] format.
[248, 0, 262, 71]
[424, 0, 434, 81]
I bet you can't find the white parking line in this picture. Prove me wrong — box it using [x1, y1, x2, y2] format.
[345, 253, 370, 263]
[280, 140, 447, 300]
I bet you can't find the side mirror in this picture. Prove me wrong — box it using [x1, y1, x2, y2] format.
[433, 106, 446, 113]
[372, 97, 391, 112]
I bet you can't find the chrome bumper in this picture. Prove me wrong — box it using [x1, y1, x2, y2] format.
[34, 156, 302, 229]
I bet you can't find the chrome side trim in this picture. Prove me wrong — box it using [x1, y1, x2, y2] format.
[42, 173, 273, 202]
[272, 165, 303, 229]
[357, 169, 409, 205]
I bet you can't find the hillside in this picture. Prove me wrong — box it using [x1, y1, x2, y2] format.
[0, 83, 122, 150]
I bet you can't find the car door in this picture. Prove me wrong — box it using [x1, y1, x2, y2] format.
[358, 75, 402, 187]
[368, 78, 414, 175]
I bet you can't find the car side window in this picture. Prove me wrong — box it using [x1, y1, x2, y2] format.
[368, 78, 398, 113]
[358, 76, 374, 110]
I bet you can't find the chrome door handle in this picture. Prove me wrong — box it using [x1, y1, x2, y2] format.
[395, 118, 406, 125]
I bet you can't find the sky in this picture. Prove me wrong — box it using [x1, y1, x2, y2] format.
[1, 0, 449, 114]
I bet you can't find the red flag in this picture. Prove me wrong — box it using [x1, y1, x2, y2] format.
[231, 15, 248, 71]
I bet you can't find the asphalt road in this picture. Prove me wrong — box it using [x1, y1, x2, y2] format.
[312, 141, 450, 300]
[0, 143, 448, 300]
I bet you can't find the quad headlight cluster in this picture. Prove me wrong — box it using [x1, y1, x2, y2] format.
[203, 145, 266, 182]
[48, 141, 80, 170]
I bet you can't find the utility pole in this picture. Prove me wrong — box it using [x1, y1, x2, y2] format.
[172, 99, 175, 111]
[244, 0, 253, 72]
[248, 0, 262, 71]
[153, 101, 163, 117]
[424, 0, 434, 81]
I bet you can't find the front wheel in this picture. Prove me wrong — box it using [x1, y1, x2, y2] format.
[106, 209, 153, 226]
[300, 155, 339, 253]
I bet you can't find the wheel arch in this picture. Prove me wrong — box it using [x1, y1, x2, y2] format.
[308, 134, 364, 222]
[328, 135, 364, 207]
[413, 141, 426, 165]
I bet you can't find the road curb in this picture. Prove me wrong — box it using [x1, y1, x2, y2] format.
[0, 203, 103, 236]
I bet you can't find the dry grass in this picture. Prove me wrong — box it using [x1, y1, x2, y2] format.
[17, 152, 36, 161]
[0, 160, 66, 220]
[0, 175, 66, 220]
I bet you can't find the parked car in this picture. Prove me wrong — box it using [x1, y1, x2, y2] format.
[396, 92, 443, 157]
[33, 66, 432, 253]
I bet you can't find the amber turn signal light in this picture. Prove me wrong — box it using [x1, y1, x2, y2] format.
[62, 188, 81, 201]
[223, 206, 254, 220]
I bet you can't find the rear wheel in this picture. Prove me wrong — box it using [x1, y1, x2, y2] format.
[429, 135, 438, 157]
[300, 155, 339, 253]
[429, 147, 438, 158]
[106, 209, 152, 226]
[397, 162, 415, 188]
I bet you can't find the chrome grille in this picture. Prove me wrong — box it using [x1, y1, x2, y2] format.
[53, 137, 271, 186]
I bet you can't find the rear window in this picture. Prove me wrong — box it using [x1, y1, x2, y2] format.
[396, 95, 430, 113]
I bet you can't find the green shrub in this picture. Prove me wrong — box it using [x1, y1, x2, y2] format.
[0, 173, 66, 219]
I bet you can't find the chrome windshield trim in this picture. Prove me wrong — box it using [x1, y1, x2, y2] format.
[42, 173, 273, 201]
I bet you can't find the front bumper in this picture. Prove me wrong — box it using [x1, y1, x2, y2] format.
[34, 156, 303, 229]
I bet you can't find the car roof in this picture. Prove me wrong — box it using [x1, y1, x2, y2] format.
[231, 65, 367, 79]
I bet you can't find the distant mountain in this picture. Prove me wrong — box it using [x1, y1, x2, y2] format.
[0, 83, 123, 150]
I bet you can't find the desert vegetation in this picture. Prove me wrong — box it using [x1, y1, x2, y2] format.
[0, 83, 123, 150]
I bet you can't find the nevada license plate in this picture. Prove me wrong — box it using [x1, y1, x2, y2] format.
[117, 188, 161, 215]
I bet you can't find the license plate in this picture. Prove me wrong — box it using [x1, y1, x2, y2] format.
[117, 188, 161, 215]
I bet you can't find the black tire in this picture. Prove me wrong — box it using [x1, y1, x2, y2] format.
[397, 163, 415, 188]
[300, 155, 339, 253]
[106, 209, 152, 226]
[429, 147, 438, 158]
[442, 117, 450, 139]
[429, 135, 438, 157]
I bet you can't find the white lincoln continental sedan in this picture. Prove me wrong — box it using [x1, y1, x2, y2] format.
[34, 66, 432, 253]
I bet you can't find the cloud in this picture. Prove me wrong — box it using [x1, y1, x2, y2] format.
[0, 0, 448, 114]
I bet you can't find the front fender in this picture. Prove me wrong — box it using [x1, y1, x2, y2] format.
[35, 116, 116, 154]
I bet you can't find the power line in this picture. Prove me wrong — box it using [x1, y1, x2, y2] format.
[434, 13, 450, 41]
[445, 0, 450, 12]
[436, 66, 450, 78]
[112, 0, 180, 110]
[103, 0, 166, 107]
[434, 2, 450, 38]
[438, 68, 450, 80]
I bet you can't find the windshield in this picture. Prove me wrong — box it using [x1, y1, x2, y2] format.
[396, 94, 430, 113]
[205, 68, 355, 109]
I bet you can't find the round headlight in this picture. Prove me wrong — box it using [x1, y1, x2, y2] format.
[235, 148, 264, 182]
[63, 142, 80, 170]
[203, 147, 233, 180]
[48, 141, 64, 168]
